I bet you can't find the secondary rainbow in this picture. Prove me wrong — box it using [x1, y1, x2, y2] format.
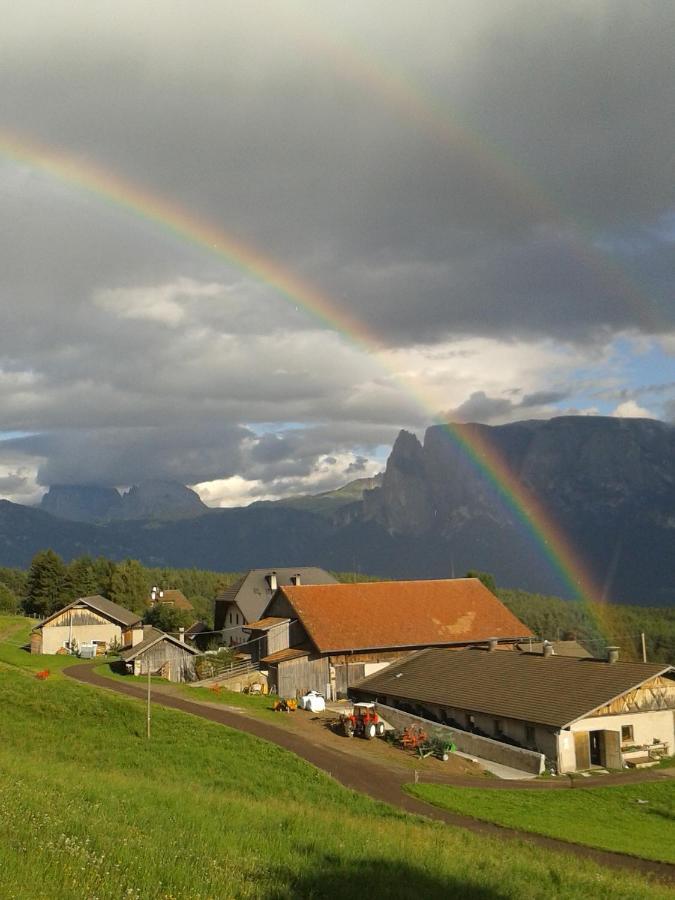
[0, 131, 613, 631]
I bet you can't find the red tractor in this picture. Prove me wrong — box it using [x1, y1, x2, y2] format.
[340, 702, 386, 739]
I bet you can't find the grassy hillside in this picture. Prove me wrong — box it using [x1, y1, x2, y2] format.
[0, 623, 669, 898]
[408, 782, 675, 864]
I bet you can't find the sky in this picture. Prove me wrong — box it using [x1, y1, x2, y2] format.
[0, 0, 674, 507]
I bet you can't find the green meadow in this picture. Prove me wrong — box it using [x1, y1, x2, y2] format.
[407, 782, 675, 864]
[0, 617, 671, 899]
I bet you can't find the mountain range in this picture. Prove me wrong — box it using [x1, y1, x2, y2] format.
[0, 416, 673, 607]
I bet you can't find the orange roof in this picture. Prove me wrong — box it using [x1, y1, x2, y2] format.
[279, 578, 533, 653]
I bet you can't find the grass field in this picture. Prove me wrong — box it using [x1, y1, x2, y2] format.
[1, 616, 672, 899]
[407, 782, 675, 864]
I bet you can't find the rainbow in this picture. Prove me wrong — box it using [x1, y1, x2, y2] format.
[0, 130, 616, 636]
[288, 8, 663, 337]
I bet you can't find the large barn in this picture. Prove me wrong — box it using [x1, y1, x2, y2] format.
[246, 578, 533, 698]
[350, 645, 675, 772]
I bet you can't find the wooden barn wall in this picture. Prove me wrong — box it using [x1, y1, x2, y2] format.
[48, 608, 111, 627]
[275, 657, 330, 697]
[266, 622, 290, 656]
[135, 642, 196, 682]
[334, 664, 366, 697]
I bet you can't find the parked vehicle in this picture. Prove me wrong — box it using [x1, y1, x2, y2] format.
[340, 702, 385, 739]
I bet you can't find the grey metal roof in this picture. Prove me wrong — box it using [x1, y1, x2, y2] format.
[119, 625, 199, 661]
[516, 640, 592, 658]
[214, 567, 337, 624]
[37, 595, 141, 629]
[351, 647, 673, 729]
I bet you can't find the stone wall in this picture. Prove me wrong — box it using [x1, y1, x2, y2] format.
[374, 703, 545, 775]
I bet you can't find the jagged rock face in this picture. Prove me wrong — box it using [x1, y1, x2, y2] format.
[364, 416, 675, 538]
[40, 480, 207, 523]
[119, 480, 207, 520]
[41, 485, 123, 524]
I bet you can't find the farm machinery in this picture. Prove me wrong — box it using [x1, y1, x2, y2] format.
[339, 702, 386, 739]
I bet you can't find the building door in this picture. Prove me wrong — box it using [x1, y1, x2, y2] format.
[589, 730, 603, 766]
[573, 732, 590, 770]
[600, 730, 622, 769]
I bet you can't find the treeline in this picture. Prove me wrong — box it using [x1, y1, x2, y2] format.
[1, 556, 673, 663]
[498, 588, 675, 664]
[0, 552, 241, 627]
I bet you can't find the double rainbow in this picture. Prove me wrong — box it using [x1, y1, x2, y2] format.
[0, 130, 616, 635]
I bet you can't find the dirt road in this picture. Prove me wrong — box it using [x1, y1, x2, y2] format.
[65, 663, 675, 884]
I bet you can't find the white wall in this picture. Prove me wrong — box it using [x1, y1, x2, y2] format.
[570, 710, 674, 754]
[41, 623, 122, 655]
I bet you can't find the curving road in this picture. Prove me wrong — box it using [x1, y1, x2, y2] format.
[64, 662, 675, 885]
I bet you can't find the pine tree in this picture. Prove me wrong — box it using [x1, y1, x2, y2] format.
[24, 550, 66, 617]
[63, 556, 99, 602]
[110, 559, 149, 614]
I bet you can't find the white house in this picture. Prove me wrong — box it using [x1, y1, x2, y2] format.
[31, 595, 144, 655]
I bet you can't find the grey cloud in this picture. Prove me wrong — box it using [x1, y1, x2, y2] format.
[344, 456, 369, 475]
[520, 390, 570, 408]
[5, 425, 251, 487]
[0, 2, 673, 493]
[447, 387, 572, 424]
[0, 473, 28, 493]
[449, 392, 515, 423]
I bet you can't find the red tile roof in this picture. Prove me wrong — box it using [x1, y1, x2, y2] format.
[279, 578, 533, 653]
[246, 616, 291, 630]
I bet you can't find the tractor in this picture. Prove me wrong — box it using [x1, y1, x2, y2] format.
[340, 702, 386, 739]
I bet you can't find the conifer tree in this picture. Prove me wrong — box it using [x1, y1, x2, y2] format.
[24, 550, 66, 617]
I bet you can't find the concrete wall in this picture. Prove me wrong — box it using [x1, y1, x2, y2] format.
[373, 703, 546, 775]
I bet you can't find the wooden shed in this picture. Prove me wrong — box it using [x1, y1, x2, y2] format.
[119, 626, 200, 682]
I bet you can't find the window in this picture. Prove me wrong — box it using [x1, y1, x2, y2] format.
[228, 612, 232, 624]
[236, 613, 240, 625]
[525, 725, 536, 745]
[621, 725, 634, 744]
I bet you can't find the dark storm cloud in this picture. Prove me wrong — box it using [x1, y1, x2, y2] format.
[447, 387, 572, 423]
[5, 425, 251, 487]
[1, 2, 674, 491]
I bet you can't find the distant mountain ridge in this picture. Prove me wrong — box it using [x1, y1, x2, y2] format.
[40, 480, 207, 523]
[1, 416, 673, 607]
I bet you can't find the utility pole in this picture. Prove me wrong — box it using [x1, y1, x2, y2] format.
[641, 632, 647, 663]
[147, 665, 151, 739]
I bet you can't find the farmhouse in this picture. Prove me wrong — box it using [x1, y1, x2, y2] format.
[246, 578, 533, 698]
[350, 645, 675, 773]
[214, 567, 337, 646]
[119, 626, 200, 682]
[31, 595, 143, 655]
[148, 587, 193, 611]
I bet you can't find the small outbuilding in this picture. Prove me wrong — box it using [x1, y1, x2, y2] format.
[119, 626, 200, 682]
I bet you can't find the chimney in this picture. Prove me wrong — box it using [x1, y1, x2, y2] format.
[268, 571, 277, 591]
[542, 641, 554, 658]
[178, 627, 185, 644]
[487, 638, 498, 652]
[607, 646, 620, 664]
[291, 573, 301, 586]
